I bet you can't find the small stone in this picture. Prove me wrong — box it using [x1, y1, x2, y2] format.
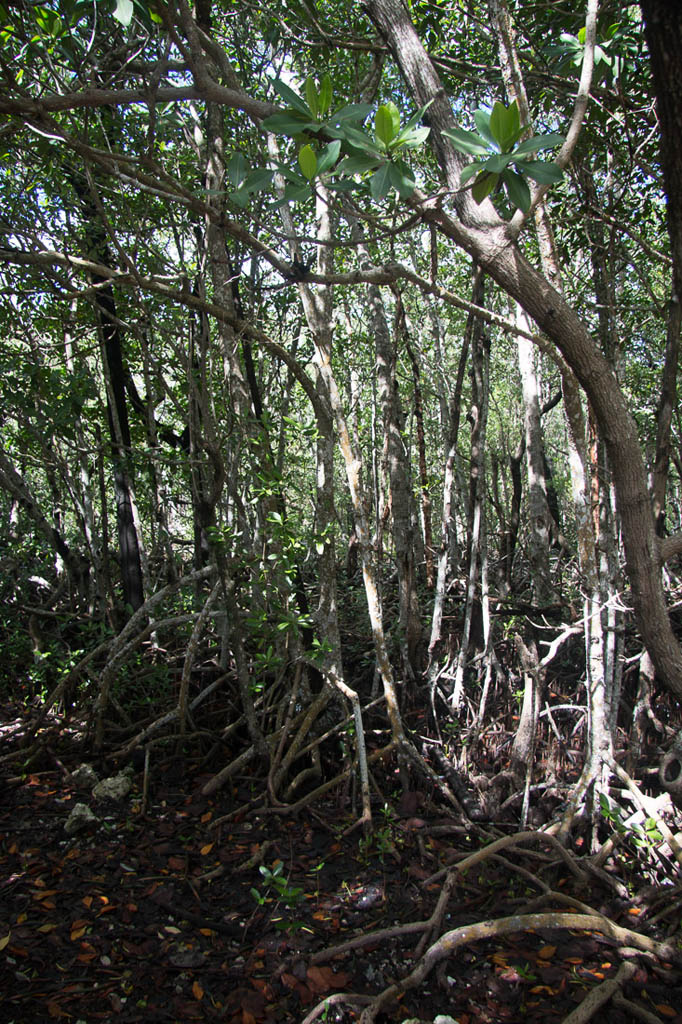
[64, 802, 98, 835]
[69, 764, 99, 790]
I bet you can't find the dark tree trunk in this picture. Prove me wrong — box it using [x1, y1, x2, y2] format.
[69, 175, 144, 613]
[641, 0, 682, 537]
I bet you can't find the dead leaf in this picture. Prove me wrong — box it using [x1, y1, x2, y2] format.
[537, 945, 556, 959]
[192, 980, 203, 1000]
[307, 965, 335, 993]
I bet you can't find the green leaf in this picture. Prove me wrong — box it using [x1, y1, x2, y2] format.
[398, 100, 433, 135]
[242, 168, 274, 193]
[517, 159, 563, 184]
[226, 153, 248, 188]
[271, 78, 312, 117]
[471, 171, 499, 204]
[375, 102, 400, 147]
[369, 162, 392, 200]
[474, 108, 496, 148]
[113, 0, 133, 26]
[483, 152, 514, 173]
[305, 77, 319, 119]
[460, 162, 483, 185]
[490, 100, 522, 152]
[393, 125, 430, 149]
[337, 154, 381, 175]
[328, 103, 374, 123]
[261, 112, 317, 136]
[298, 144, 317, 180]
[513, 133, 564, 157]
[282, 182, 311, 203]
[318, 73, 332, 116]
[444, 127, 490, 157]
[388, 160, 415, 197]
[229, 188, 249, 208]
[502, 169, 531, 212]
[336, 125, 382, 155]
[315, 139, 341, 175]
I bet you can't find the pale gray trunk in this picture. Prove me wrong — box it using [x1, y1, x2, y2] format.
[355, 228, 422, 676]
[452, 292, 490, 708]
[516, 309, 557, 607]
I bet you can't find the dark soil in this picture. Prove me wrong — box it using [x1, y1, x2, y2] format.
[3, 745, 682, 1024]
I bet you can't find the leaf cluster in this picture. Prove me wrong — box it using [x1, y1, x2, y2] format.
[444, 100, 563, 213]
[261, 76, 430, 202]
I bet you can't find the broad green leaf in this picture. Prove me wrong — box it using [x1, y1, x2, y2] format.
[274, 163, 308, 185]
[369, 162, 392, 199]
[490, 100, 522, 152]
[513, 133, 564, 157]
[460, 162, 483, 185]
[474, 108, 496, 148]
[328, 103, 374, 123]
[471, 171, 498, 204]
[398, 100, 433, 135]
[298, 144, 317, 180]
[388, 160, 415, 197]
[261, 112, 317, 136]
[318, 73, 332, 116]
[279, 183, 311, 204]
[226, 153, 248, 188]
[242, 168, 274, 193]
[336, 125, 382, 155]
[483, 152, 514, 173]
[444, 127, 490, 157]
[393, 125, 430, 149]
[271, 78, 312, 117]
[315, 139, 341, 175]
[113, 0, 133, 26]
[376, 103, 400, 147]
[337, 154, 381, 175]
[502, 170, 531, 212]
[305, 77, 319, 119]
[518, 159, 563, 184]
[560, 32, 581, 50]
[229, 188, 249, 208]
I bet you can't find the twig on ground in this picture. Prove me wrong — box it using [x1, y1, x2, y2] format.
[560, 960, 636, 1024]
[358, 912, 681, 1024]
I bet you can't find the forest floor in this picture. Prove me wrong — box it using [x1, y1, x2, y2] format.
[2, 717, 682, 1024]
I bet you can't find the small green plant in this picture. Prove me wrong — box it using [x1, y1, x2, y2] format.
[250, 861, 305, 931]
[599, 793, 663, 852]
[357, 804, 401, 862]
[307, 859, 325, 902]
